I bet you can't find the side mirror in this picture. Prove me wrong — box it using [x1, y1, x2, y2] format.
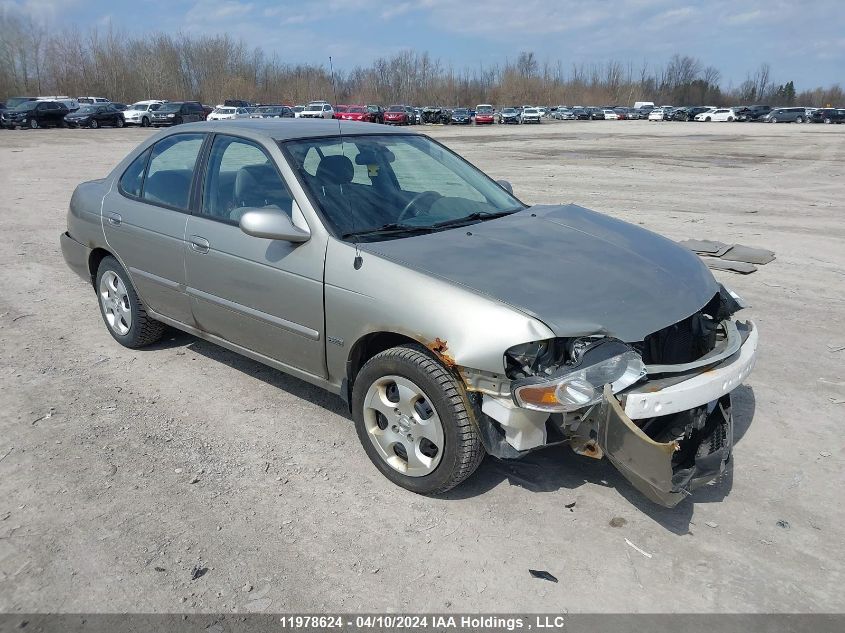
[239, 208, 311, 243]
[497, 179, 514, 194]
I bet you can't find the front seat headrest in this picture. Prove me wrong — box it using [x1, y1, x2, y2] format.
[316, 155, 354, 186]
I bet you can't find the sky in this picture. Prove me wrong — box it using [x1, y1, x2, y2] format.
[5, 0, 844, 89]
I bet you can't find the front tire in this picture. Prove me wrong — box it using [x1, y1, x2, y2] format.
[116, 117, 124, 128]
[141, 116, 150, 127]
[96, 256, 165, 348]
[352, 345, 485, 495]
[29, 118, 39, 129]
[796, 116, 803, 123]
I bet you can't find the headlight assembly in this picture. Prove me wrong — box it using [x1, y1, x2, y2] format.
[512, 339, 646, 412]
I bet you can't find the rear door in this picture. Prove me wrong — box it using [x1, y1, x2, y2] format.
[184, 133, 327, 377]
[102, 132, 207, 324]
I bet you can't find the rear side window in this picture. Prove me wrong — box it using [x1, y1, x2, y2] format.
[142, 134, 205, 210]
[119, 148, 152, 198]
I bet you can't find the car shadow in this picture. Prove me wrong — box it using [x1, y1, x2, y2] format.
[162, 330, 349, 416]
[446, 386, 757, 535]
[154, 329, 757, 532]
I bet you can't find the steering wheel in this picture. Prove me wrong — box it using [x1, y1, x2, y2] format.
[397, 190, 442, 222]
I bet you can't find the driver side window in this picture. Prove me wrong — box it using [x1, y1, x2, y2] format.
[201, 135, 294, 224]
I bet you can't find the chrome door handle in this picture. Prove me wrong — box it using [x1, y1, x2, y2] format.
[106, 212, 122, 226]
[189, 235, 210, 254]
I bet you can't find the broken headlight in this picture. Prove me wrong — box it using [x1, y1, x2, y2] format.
[511, 339, 646, 412]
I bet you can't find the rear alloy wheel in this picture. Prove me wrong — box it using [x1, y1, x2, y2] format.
[705, 117, 711, 122]
[90, 119, 99, 129]
[796, 116, 803, 123]
[770, 118, 778, 123]
[96, 256, 165, 348]
[824, 118, 832, 124]
[352, 345, 485, 495]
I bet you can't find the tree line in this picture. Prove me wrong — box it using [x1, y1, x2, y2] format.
[1, 12, 842, 109]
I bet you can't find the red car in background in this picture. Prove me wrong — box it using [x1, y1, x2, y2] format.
[338, 105, 376, 122]
[333, 105, 348, 119]
[383, 104, 410, 125]
[475, 104, 495, 124]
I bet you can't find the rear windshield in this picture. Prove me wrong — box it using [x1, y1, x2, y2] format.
[387, 106, 404, 112]
[348, 107, 366, 113]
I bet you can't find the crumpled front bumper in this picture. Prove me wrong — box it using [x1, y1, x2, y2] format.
[597, 384, 733, 507]
[595, 322, 757, 506]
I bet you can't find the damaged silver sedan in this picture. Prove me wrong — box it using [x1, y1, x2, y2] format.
[60, 119, 757, 506]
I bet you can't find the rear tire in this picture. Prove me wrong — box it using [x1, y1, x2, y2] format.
[352, 345, 485, 495]
[95, 256, 165, 348]
[90, 119, 99, 129]
[796, 116, 803, 123]
[29, 118, 39, 129]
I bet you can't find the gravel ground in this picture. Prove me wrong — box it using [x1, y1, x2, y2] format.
[0, 120, 843, 614]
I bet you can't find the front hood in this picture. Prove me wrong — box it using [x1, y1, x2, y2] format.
[362, 204, 718, 342]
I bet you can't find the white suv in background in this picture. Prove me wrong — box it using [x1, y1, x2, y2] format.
[520, 107, 541, 124]
[123, 100, 165, 127]
[207, 106, 251, 121]
[300, 102, 334, 119]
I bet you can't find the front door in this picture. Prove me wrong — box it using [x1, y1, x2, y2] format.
[102, 132, 206, 324]
[184, 134, 326, 377]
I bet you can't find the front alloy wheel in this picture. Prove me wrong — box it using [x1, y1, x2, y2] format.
[29, 118, 39, 129]
[352, 345, 485, 494]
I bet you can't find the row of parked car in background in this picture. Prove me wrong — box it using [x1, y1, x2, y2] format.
[3, 95, 844, 130]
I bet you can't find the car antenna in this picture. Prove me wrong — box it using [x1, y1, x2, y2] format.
[329, 55, 362, 270]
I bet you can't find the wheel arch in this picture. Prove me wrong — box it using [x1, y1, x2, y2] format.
[88, 247, 114, 286]
[344, 331, 422, 404]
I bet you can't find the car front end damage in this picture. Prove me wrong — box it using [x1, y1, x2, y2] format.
[443, 286, 757, 507]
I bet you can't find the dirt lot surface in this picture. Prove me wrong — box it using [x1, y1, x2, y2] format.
[1, 121, 843, 614]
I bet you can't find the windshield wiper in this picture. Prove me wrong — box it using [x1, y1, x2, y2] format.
[430, 208, 520, 229]
[342, 223, 435, 239]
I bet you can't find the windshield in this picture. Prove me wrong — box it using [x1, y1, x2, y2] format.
[348, 107, 366, 113]
[387, 106, 404, 112]
[129, 103, 150, 111]
[502, 108, 516, 114]
[283, 134, 524, 241]
[77, 106, 97, 114]
[158, 103, 181, 112]
[7, 97, 34, 108]
[304, 105, 322, 112]
[214, 107, 236, 114]
[15, 101, 38, 111]
[256, 106, 281, 114]
[453, 109, 468, 115]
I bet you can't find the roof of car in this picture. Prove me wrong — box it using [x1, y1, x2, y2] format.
[172, 118, 413, 141]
